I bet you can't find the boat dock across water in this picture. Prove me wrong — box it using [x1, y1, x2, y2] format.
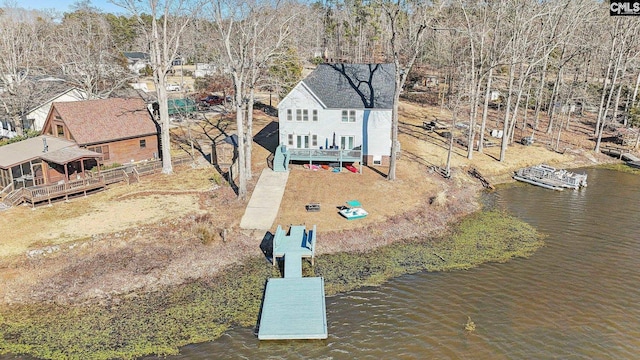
[258, 225, 328, 340]
[513, 164, 587, 191]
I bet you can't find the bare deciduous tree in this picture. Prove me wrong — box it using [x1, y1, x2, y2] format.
[210, 0, 297, 199]
[110, 0, 197, 174]
[52, 9, 133, 98]
[379, 0, 443, 180]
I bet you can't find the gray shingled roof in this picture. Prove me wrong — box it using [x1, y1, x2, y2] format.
[302, 63, 396, 109]
[0, 136, 75, 168]
[40, 147, 103, 165]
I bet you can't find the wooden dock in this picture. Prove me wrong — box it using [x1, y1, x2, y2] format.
[258, 225, 327, 340]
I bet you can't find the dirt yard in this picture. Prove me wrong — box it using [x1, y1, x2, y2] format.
[0, 100, 625, 305]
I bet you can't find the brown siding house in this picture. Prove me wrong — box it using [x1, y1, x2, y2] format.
[41, 98, 159, 166]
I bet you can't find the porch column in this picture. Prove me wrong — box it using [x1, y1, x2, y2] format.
[80, 159, 86, 178]
[80, 159, 87, 196]
[64, 162, 69, 201]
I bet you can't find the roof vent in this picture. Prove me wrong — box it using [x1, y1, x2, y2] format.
[43, 137, 48, 153]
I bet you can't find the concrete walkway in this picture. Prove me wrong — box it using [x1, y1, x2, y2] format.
[240, 169, 289, 230]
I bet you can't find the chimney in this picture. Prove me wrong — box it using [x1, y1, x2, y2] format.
[43, 137, 48, 153]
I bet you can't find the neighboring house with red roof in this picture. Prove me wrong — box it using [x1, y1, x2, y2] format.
[41, 98, 160, 166]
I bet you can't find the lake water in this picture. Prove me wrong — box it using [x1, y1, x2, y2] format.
[3, 168, 638, 359]
[167, 168, 640, 359]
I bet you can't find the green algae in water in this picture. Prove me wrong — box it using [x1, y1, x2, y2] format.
[0, 210, 543, 359]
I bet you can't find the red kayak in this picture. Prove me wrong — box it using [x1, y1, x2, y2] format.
[345, 164, 357, 173]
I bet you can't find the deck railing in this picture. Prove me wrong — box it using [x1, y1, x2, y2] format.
[288, 148, 362, 162]
[0, 183, 12, 199]
[23, 177, 106, 204]
[3, 188, 25, 206]
[5, 154, 197, 208]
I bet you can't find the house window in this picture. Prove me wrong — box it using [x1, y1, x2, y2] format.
[23, 118, 34, 130]
[312, 109, 318, 122]
[340, 136, 355, 150]
[302, 109, 309, 121]
[312, 134, 318, 147]
[89, 145, 110, 161]
[140, 139, 146, 148]
[287, 134, 293, 146]
[296, 109, 302, 121]
[56, 124, 64, 137]
[341, 110, 356, 122]
[287, 109, 293, 121]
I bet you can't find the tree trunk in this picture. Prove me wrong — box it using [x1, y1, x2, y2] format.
[595, 21, 619, 137]
[499, 56, 515, 162]
[478, 67, 493, 154]
[245, 87, 255, 181]
[595, 44, 625, 153]
[632, 71, 640, 109]
[533, 53, 549, 130]
[546, 65, 563, 135]
[611, 49, 630, 127]
[152, 38, 173, 174]
[387, 68, 402, 181]
[232, 72, 247, 200]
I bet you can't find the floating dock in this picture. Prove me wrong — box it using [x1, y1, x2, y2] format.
[258, 225, 328, 340]
[514, 164, 587, 190]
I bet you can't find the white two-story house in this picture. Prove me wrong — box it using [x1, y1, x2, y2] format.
[277, 63, 395, 167]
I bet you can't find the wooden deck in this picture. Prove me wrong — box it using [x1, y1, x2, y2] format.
[258, 224, 327, 340]
[2, 155, 194, 208]
[23, 177, 106, 207]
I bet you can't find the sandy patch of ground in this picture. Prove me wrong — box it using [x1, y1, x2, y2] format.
[0, 168, 215, 258]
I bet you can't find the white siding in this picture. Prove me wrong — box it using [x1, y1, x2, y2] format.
[365, 110, 392, 158]
[28, 89, 89, 131]
[278, 83, 392, 158]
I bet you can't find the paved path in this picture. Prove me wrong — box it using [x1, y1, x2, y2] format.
[240, 169, 289, 230]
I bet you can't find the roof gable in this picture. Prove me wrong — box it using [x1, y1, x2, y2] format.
[301, 63, 396, 109]
[277, 81, 326, 110]
[27, 87, 88, 116]
[47, 98, 158, 145]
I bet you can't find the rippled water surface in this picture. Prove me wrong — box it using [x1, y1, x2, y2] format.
[165, 168, 640, 359]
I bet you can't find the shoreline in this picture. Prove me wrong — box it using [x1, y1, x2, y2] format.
[0, 207, 544, 360]
[0, 130, 632, 359]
